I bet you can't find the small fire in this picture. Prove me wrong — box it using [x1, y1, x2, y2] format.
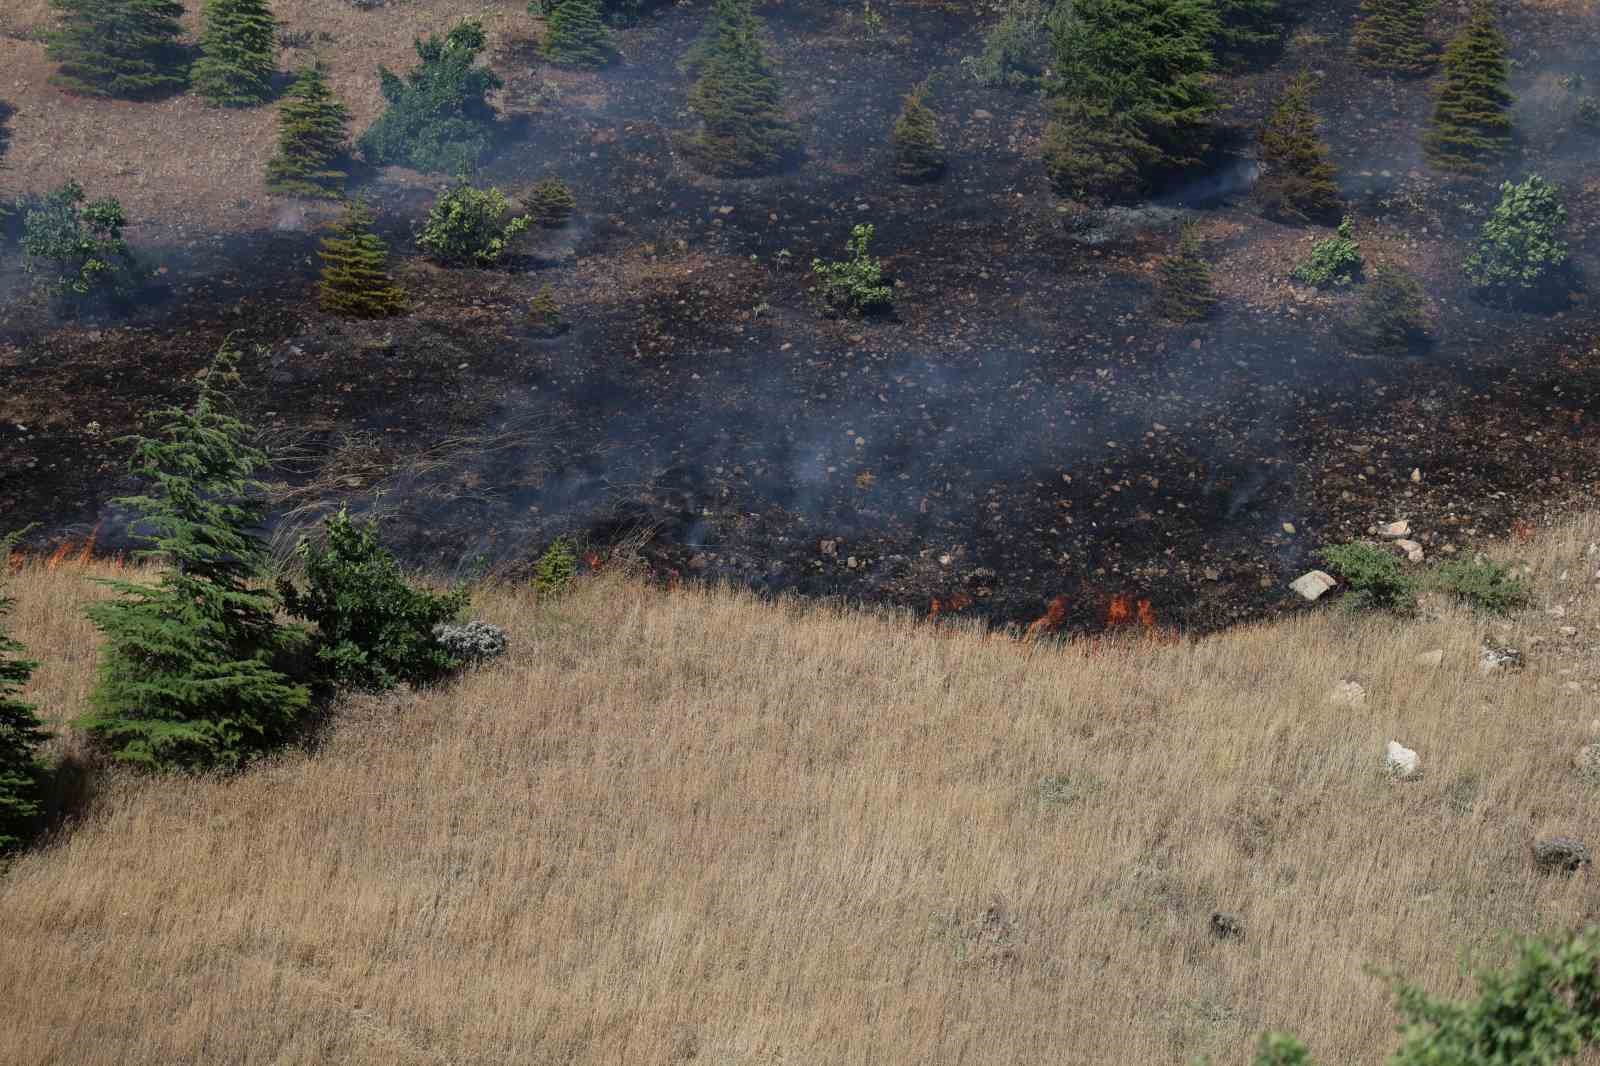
[928, 591, 973, 620]
[12, 525, 125, 573]
[584, 551, 604, 573]
[1023, 595, 1069, 642]
[1510, 518, 1535, 545]
[1104, 593, 1157, 631]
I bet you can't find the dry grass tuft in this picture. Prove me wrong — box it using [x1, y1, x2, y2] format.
[2, 515, 1599, 1065]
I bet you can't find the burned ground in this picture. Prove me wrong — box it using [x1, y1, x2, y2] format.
[1, 0, 1598, 634]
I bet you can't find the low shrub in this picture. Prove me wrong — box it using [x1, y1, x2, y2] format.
[811, 224, 894, 315]
[279, 508, 469, 691]
[1291, 216, 1362, 287]
[21, 180, 142, 296]
[532, 537, 578, 596]
[525, 177, 577, 227]
[1428, 556, 1529, 614]
[1463, 175, 1571, 305]
[357, 20, 501, 175]
[1318, 540, 1417, 614]
[433, 620, 509, 666]
[1340, 263, 1432, 353]
[959, 0, 1054, 90]
[416, 181, 531, 266]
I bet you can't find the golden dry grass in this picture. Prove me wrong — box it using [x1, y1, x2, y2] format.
[2, 517, 1600, 1066]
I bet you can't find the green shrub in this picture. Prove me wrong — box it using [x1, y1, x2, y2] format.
[1341, 263, 1432, 353]
[1463, 175, 1571, 303]
[1154, 227, 1217, 322]
[1291, 216, 1362, 287]
[20, 180, 141, 296]
[80, 344, 311, 771]
[1318, 540, 1417, 614]
[811, 224, 894, 315]
[265, 63, 351, 198]
[357, 20, 502, 175]
[416, 181, 531, 266]
[960, 0, 1056, 89]
[279, 508, 469, 692]
[47, 0, 189, 100]
[0, 532, 50, 854]
[1429, 556, 1529, 614]
[192, 0, 280, 107]
[524, 177, 577, 227]
[533, 537, 578, 596]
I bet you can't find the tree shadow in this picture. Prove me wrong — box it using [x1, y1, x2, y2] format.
[0, 99, 14, 165]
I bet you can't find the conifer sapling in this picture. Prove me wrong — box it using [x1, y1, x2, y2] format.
[1352, 0, 1437, 76]
[317, 200, 407, 318]
[684, 0, 801, 176]
[1424, 0, 1513, 172]
[0, 532, 50, 853]
[192, 0, 280, 107]
[47, 0, 189, 100]
[892, 78, 946, 184]
[540, 0, 613, 69]
[266, 63, 351, 198]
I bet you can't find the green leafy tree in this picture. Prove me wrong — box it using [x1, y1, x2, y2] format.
[1154, 227, 1217, 322]
[79, 344, 310, 771]
[279, 508, 467, 692]
[1425, 0, 1512, 172]
[1291, 215, 1362, 287]
[1463, 175, 1570, 303]
[21, 180, 141, 296]
[0, 533, 50, 854]
[1257, 73, 1342, 222]
[1319, 540, 1416, 614]
[265, 63, 351, 198]
[358, 20, 502, 175]
[47, 0, 189, 100]
[1352, 0, 1436, 76]
[892, 78, 946, 183]
[540, 0, 612, 69]
[191, 0, 278, 107]
[811, 224, 894, 315]
[1043, 0, 1220, 201]
[416, 181, 531, 266]
[683, 0, 801, 177]
[317, 200, 406, 317]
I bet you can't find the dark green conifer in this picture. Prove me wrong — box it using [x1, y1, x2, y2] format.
[1341, 263, 1433, 352]
[1043, 100, 1159, 201]
[0, 534, 49, 853]
[191, 0, 278, 107]
[358, 20, 502, 175]
[1214, 0, 1283, 60]
[1352, 0, 1436, 76]
[265, 63, 351, 198]
[1154, 227, 1218, 321]
[524, 177, 577, 227]
[79, 344, 311, 771]
[317, 201, 406, 318]
[684, 0, 801, 177]
[540, 0, 612, 69]
[1257, 73, 1343, 222]
[1424, 0, 1512, 172]
[892, 78, 946, 183]
[529, 285, 568, 336]
[47, 0, 189, 100]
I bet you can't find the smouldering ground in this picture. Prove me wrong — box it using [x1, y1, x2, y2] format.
[2, 516, 1599, 1065]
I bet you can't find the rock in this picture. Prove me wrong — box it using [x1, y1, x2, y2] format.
[819, 539, 838, 557]
[1415, 649, 1445, 668]
[1410, 468, 1422, 483]
[1329, 680, 1367, 707]
[1559, 626, 1578, 638]
[1208, 911, 1245, 941]
[1290, 570, 1337, 601]
[1379, 520, 1411, 539]
[1573, 744, 1600, 779]
[972, 109, 994, 120]
[1395, 538, 1425, 563]
[1384, 740, 1421, 780]
[1532, 836, 1591, 873]
[1479, 643, 1525, 674]
[1282, 522, 1297, 534]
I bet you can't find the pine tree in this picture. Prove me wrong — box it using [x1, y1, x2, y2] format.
[1257, 73, 1343, 222]
[265, 63, 350, 198]
[317, 200, 406, 318]
[47, 0, 189, 100]
[1352, 0, 1436, 76]
[79, 344, 310, 771]
[1424, 0, 1512, 173]
[0, 533, 50, 853]
[358, 20, 502, 175]
[684, 0, 801, 176]
[191, 0, 278, 107]
[1215, 0, 1283, 60]
[892, 78, 946, 183]
[1154, 227, 1218, 321]
[524, 176, 577, 227]
[541, 0, 612, 69]
[1043, 98, 1158, 200]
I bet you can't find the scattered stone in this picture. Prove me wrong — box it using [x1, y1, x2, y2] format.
[1532, 836, 1591, 873]
[1415, 649, 1444, 668]
[1573, 744, 1600, 780]
[1208, 911, 1245, 941]
[972, 109, 994, 120]
[1547, 605, 1567, 618]
[1379, 520, 1411, 539]
[1290, 570, 1337, 601]
[1559, 626, 1578, 638]
[1479, 642, 1525, 674]
[819, 539, 838, 557]
[1395, 538, 1425, 564]
[1410, 468, 1422, 483]
[1282, 522, 1296, 534]
[1384, 740, 1422, 780]
[1329, 680, 1367, 707]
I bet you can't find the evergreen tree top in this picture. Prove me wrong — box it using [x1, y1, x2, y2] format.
[47, 0, 190, 100]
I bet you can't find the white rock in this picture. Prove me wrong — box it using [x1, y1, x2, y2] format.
[1379, 520, 1411, 539]
[1329, 680, 1367, 707]
[1415, 649, 1444, 668]
[1410, 468, 1422, 483]
[1290, 570, 1338, 601]
[1395, 538, 1425, 563]
[1385, 741, 1422, 779]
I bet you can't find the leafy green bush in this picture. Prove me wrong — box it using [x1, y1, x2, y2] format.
[811, 224, 894, 315]
[1428, 556, 1529, 614]
[0, 532, 50, 854]
[416, 181, 531, 266]
[1341, 263, 1433, 353]
[1463, 175, 1571, 304]
[1291, 216, 1362, 287]
[533, 537, 578, 596]
[280, 508, 469, 692]
[960, 0, 1056, 90]
[21, 180, 141, 296]
[357, 20, 502, 174]
[80, 344, 311, 771]
[1318, 540, 1417, 614]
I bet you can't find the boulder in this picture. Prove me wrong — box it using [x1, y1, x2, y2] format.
[1479, 643, 1525, 674]
[1533, 837, 1591, 873]
[1395, 539, 1425, 564]
[1384, 740, 1421, 780]
[1329, 680, 1367, 707]
[1290, 570, 1337, 601]
[1378, 520, 1411, 539]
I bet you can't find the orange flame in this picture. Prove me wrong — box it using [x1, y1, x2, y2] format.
[1023, 596, 1069, 643]
[1105, 593, 1157, 631]
[584, 551, 604, 573]
[1510, 518, 1535, 545]
[928, 591, 973, 621]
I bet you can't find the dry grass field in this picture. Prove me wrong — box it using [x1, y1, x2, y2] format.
[2, 517, 1598, 1066]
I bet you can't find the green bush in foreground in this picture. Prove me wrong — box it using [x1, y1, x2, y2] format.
[1291, 216, 1362, 288]
[280, 508, 469, 692]
[416, 181, 531, 266]
[80, 344, 310, 771]
[0, 533, 50, 853]
[21, 180, 141, 297]
[1430, 556, 1529, 614]
[1319, 540, 1417, 614]
[1463, 175, 1571, 304]
[811, 223, 894, 315]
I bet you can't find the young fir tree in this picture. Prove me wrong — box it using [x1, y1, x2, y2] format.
[191, 0, 278, 107]
[1154, 227, 1218, 321]
[891, 78, 946, 183]
[1214, 0, 1283, 61]
[1352, 0, 1437, 76]
[47, 0, 189, 100]
[317, 200, 406, 318]
[541, 0, 612, 69]
[80, 344, 310, 771]
[684, 0, 801, 176]
[525, 176, 577, 226]
[265, 63, 350, 198]
[1424, 0, 1512, 173]
[358, 20, 502, 175]
[1256, 73, 1343, 222]
[0, 534, 50, 853]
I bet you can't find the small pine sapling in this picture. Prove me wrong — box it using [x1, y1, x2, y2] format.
[891, 78, 946, 184]
[1341, 263, 1433, 353]
[532, 537, 578, 596]
[0, 532, 50, 854]
[524, 177, 578, 227]
[529, 285, 569, 336]
[47, 0, 189, 100]
[1424, 0, 1513, 172]
[358, 20, 503, 175]
[266, 64, 351, 198]
[318, 200, 407, 318]
[683, 0, 801, 176]
[1257, 73, 1342, 223]
[1352, 0, 1437, 76]
[1154, 227, 1218, 322]
[192, 0, 280, 107]
[540, 0, 613, 69]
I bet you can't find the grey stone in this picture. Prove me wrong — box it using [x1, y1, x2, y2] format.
[1533, 837, 1591, 873]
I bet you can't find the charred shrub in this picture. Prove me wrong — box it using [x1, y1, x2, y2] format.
[1341, 264, 1433, 353]
[811, 224, 894, 315]
[1428, 557, 1528, 615]
[1291, 216, 1362, 288]
[20, 180, 142, 297]
[1319, 541, 1417, 615]
[279, 508, 470, 692]
[1463, 175, 1571, 307]
[416, 181, 531, 266]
